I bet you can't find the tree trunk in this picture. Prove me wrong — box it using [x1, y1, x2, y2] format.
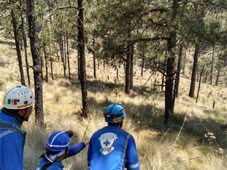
[189, 43, 199, 98]
[125, 23, 132, 94]
[196, 65, 204, 103]
[78, 0, 88, 118]
[43, 47, 48, 82]
[26, 0, 44, 127]
[141, 53, 145, 77]
[210, 46, 215, 85]
[59, 38, 66, 77]
[204, 71, 208, 83]
[215, 68, 220, 86]
[125, 44, 131, 94]
[165, 0, 178, 124]
[20, 0, 30, 86]
[51, 58, 54, 80]
[11, 9, 25, 86]
[174, 44, 183, 99]
[21, 17, 31, 87]
[183, 48, 186, 75]
[93, 38, 96, 79]
[130, 44, 134, 90]
[66, 33, 71, 80]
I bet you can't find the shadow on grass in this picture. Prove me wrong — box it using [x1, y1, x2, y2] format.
[0, 40, 15, 46]
[87, 97, 227, 149]
[56, 77, 226, 149]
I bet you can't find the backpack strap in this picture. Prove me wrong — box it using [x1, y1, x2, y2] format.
[0, 121, 26, 138]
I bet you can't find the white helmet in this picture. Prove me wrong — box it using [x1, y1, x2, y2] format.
[2, 85, 35, 110]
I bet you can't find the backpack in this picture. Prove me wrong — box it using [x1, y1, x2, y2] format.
[0, 121, 26, 139]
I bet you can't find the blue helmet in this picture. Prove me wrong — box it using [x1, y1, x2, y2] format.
[104, 103, 125, 124]
[46, 131, 72, 152]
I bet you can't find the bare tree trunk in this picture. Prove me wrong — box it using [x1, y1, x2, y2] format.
[215, 68, 220, 86]
[20, 0, 30, 86]
[189, 43, 199, 98]
[21, 18, 31, 87]
[78, 0, 88, 118]
[43, 47, 48, 82]
[93, 38, 96, 79]
[183, 48, 186, 75]
[125, 23, 132, 94]
[204, 71, 208, 83]
[210, 46, 215, 85]
[66, 33, 71, 80]
[196, 65, 204, 103]
[165, 0, 178, 124]
[51, 58, 54, 80]
[141, 53, 145, 77]
[26, 0, 44, 127]
[11, 9, 25, 86]
[174, 44, 183, 99]
[130, 44, 134, 90]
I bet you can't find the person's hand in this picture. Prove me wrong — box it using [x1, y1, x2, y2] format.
[84, 139, 90, 146]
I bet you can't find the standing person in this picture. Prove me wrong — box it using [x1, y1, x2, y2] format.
[0, 85, 35, 170]
[36, 130, 89, 170]
[87, 103, 140, 170]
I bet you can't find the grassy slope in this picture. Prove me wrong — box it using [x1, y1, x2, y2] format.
[0, 35, 226, 170]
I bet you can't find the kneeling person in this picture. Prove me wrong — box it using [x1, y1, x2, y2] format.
[36, 130, 89, 170]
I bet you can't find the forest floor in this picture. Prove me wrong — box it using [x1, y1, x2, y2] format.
[0, 33, 226, 169]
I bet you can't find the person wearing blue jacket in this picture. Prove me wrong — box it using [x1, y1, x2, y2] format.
[0, 85, 35, 170]
[36, 131, 89, 170]
[87, 103, 140, 170]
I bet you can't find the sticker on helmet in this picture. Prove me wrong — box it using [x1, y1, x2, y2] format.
[117, 106, 121, 110]
[99, 133, 118, 155]
[113, 117, 121, 123]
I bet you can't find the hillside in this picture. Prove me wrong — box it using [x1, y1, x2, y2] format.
[0, 34, 226, 170]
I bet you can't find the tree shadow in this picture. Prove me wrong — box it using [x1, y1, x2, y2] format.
[0, 40, 15, 46]
[57, 77, 226, 149]
[86, 97, 227, 149]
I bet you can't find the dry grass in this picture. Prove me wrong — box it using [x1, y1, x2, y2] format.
[0, 32, 226, 170]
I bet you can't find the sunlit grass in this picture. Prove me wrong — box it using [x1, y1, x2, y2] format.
[0, 35, 226, 170]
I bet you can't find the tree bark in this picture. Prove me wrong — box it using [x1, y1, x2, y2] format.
[215, 68, 220, 86]
[210, 46, 215, 85]
[130, 44, 134, 90]
[141, 53, 145, 77]
[21, 17, 31, 87]
[164, 0, 178, 124]
[189, 43, 199, 98]
[93, 38, 96, 79]
[174, 44, 183, 99]
[125, 44, 131, 94]
[26, 0, 44, 127]
[43, 47, 48, 82]
[78, 0, 88, 118]
[66, 32, 71, 80]
[51, 58, 54, 80]
[183, 48, 186, 75]
[196, 65, 204, 103]
[11, 9, 25, 86]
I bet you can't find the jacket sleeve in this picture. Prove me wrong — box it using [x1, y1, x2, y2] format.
[67, 142, 86, 157]
[87, 136, 93, 166]
[125, 136, 140, 170]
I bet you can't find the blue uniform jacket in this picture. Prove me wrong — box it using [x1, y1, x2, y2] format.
[36, 142, 86, 170]
[0, 110, 25, 170]
[87, 125, 140, 170]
